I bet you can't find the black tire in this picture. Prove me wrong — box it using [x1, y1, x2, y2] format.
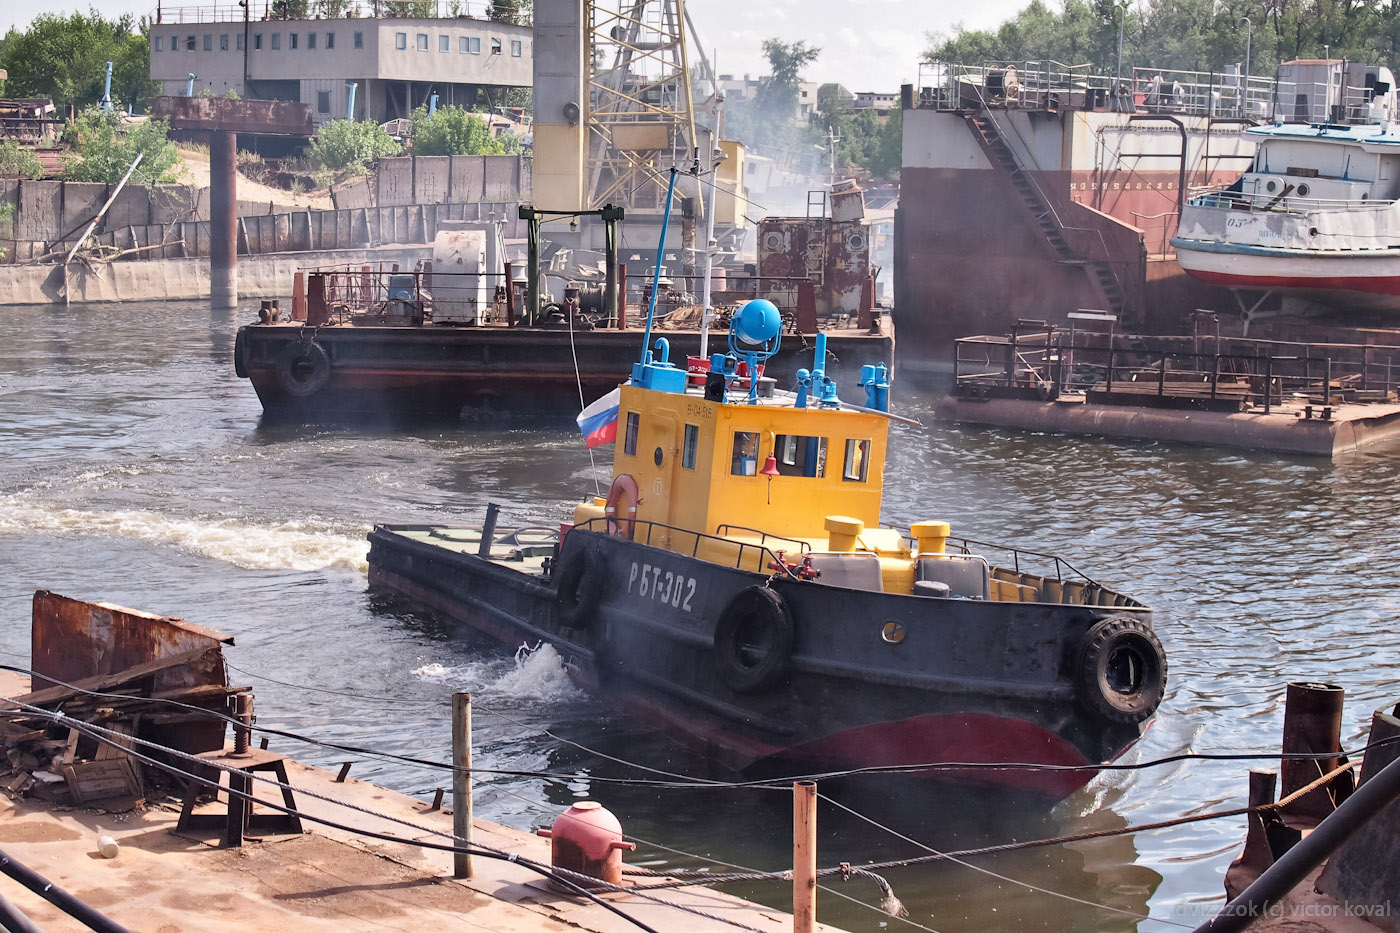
[234, 327, 249, 379]
[1074, 616, 1167, 724]
[713, 586, 794, 694]
[555, 545, 605, 629]
[275, 340, 331, 398]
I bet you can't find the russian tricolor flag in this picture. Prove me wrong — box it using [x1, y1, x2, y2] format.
[577, 386, 622, 449]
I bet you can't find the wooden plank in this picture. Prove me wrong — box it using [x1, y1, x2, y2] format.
[17, 646, 224, 707]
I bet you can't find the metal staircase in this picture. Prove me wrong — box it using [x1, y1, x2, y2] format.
[962, 110, 1125, 316]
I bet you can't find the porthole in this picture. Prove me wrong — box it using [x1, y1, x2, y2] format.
[764, 233, 782, 250]
[1297, 183, 1311, 197]
[1309, 227, 1319, 237]
[847, 233, 866, 251]
[1266, 180, 1279, 193]
[881, 621, 906, 644]
[653, 446, 664, 466]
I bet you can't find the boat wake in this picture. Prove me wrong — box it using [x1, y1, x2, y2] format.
[411, 643, 584, 705]
[0, 496, 369, 573]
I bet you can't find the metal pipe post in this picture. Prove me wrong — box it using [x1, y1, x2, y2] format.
[1281, 681, 1344, 823]
[0, 891, 43, 933]
[210, 130, 238, 310]
[453, 692, 473, 879]
[477, 503, 500, 558]
[1193, 753, 1400, 933]
[793, 781, 816, 933]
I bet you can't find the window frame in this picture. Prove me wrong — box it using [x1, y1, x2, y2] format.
[510, 38, 522, 57]
[682, 424, 699, 470]
[731, 432, 760, 476]
[203, 34, 213, 51]
[416, 32, 428, 51]
[270, 32, 280, 50]
[623, 412, 640, 456]
[353, 30, 363, 49]
[289, 32, 298, 50]
[253, 33, 263, 51]
[326, 31, 335, 49]
[842, 438, 871, 483]
[155, 36, 163, 52]
[395, 32, 407, 50]
[439, 34, 449, 52]
[307, 31, 316, 49]
[316, 90, 332, 114]
[219, 34, 229, 51]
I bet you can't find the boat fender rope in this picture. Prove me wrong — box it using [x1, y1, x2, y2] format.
[1073, 615, 1167, 725]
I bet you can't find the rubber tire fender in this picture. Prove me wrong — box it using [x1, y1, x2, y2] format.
[712, 585, 795, 694]
[1074, 615, 1167, 725]
[555, 544, 606, 629]
[275, 340, 331, 398]
[234, 327, 249, 379]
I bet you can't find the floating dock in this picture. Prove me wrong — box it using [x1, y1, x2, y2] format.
[0, 593, 849, 933]
[941, 326, 1400, 457]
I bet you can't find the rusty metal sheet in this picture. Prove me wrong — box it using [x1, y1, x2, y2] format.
[149, 96, 312, 137]
[31, 589, 232, 692]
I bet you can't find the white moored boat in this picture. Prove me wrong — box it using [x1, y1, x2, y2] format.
[1173, 61, 1400, 312]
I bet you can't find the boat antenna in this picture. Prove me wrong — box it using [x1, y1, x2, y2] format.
[639, 165, 680, 371]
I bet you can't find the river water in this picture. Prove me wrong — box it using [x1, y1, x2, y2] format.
[2, 299, 1397, 932]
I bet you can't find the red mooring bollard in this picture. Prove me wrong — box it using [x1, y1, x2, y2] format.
[537, 801, 635, 887]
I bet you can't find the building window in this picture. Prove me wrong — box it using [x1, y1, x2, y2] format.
[325, 31, 334, 49]
[155, 36, 163, 51]
[623, 413, 640, 456]
[219, 34, 229, 51]
[490, 37, 502, 54]
[416, 33, 428, 51]
[307, 31, 316, 49]
[842, 439, 871, 483]
[254, 33, 262, 50]
[353, 30, 363, 49]
[510, 39, 522, 57]
[271, 33, 280, 50]
[236, 33, 245, 50]
[203, 34, 212, 51]
[439, 34, 449, 52]
[317, 90, 331, 114]
[171, 34, 180, 52]
[682, 424, 699, 470]
[289, 32, 298, 50]
[461, 36, 480, 54]
[186, 35, 196, 51]
[394, 32, 406, 50]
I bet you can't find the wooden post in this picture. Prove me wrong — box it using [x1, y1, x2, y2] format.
[793, 780, 816, 933]
[453, 692, 473, 879]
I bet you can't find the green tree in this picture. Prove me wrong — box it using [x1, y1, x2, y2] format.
[62, 108, 180, 186]
[0, 140, 45, 180]
[112, 29, 161, 112]
[308, 119, 402, 173]
[410, 104, 506, 155]
[0, 12, 152, 110]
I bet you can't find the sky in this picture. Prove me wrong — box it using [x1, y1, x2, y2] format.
[0, 0, 1032, 93]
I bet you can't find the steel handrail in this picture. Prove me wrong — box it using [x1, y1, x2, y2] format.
[572, 518, 804, 580]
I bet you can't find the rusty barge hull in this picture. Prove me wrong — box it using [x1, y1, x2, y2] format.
[894, 104, 1251, 373]
[236, 322, 894, 418]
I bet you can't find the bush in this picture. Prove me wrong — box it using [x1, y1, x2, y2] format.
[308, 119, 401, 174]
[0, 140, 45, 180]
[62, 108, 180, 186]
[409, 105, 505, 156]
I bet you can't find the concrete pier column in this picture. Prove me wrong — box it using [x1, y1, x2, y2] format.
[210, 130, 238, 309]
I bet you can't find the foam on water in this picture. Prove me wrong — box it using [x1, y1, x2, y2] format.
[412, 643, 583, 704]
[0, 496, 369, 573]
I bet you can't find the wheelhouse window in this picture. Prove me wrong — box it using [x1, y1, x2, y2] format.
[731, 432, 759, 476]
[775, 434, 827, 478]
[682, 424, 699, 469]
[842, 438, 871, 482]
[623, 412, 640, 456]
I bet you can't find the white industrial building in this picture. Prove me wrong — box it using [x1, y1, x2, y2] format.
[149, 9, 532, 126]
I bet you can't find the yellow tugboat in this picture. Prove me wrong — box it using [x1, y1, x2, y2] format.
[368, 295, 1167, 799]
